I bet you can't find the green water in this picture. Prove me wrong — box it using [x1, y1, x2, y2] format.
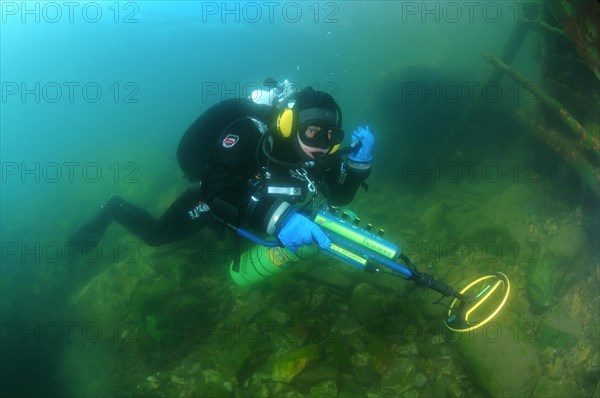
[1, 2, 599, 397]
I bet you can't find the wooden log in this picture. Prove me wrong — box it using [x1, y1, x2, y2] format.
[487, 22, 532, 84]
[546, 0, 600, 81]
[544, 78, 599, 118]
[529, 20, 570, 41]
[514, 111, 599, 196]
[482, 52, 599, 156]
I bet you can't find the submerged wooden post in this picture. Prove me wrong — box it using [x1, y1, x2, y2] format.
[545, 0, 600, 81]
[514, 111, 599, 195]
[481, 52, 599, 156]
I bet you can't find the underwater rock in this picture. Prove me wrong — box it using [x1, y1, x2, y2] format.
[545, 216, 588, 258]
[305, 265, 354, 291]
[136, 379, 161, 396]
[533, 376, 580, 398]
[337, 315, 361, 336]
[308, 285, 330, 311]
[430, 378, 448, 397]
[325, 334, 353, 372]
[294, 362, 338, 391]
[537, 322, 577, 352]
[243, 373, 270, 398]
[415, 338, 442, 359]
[170, 374, 186, 385]
[526, 252, 565, 312]
[419, 202, 449, 230]
[212, 339, 254, 375]
[352, 366, 377, 388]
[71, 259, 155, 343]
[351, 351, 371, 368]
[283, 391, 304, 398]
[349, 351, 377, 387]
[380, 357, 416, 395]
[141, 291, 204, 347]
[271, 344, 320, 383]
[366, 336, 393, 374]
[229, 290, 266, 324]
[134, 346, 240, 398]
[455, 309, 542, 398]
[309, 380, 337, 398]
[203, 369, 224, 385]
[350, 283, 386, 325]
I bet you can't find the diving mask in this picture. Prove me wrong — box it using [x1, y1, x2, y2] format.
[298, 122, 344, 150]
[296, 107, 344, 151]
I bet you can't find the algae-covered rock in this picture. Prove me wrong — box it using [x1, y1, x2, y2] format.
[212, 338, 255, 375]
[325, 333, 353, 371]
[294, 362, 338, 391]
[350, 283, 386, 325]
[366, 336, 393, 374]
[139, 292, 204, 347]
[134, 350, 238, 398]
[349, 350, 377, 387]
[71, 259, 155, 343]
[272, 344, 320, 382]
[545, 217, 588, 258]
[455, 309, 541, 398]
[305, 264, 354, 291]
[310, 380, 337, 398]
[380, 357, 416, 395]
[534, 376, 580, 398]
[526, 252, 565, 313]
[593, 379, 600, 398]
[537, 323, 577, 351]
[199, 369, 236, 397]
[416, 338, 442, 359]
[243, 373, 270, 398]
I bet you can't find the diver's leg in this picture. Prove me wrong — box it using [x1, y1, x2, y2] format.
[140, 188, 212, 246]
[108, 196, 160, 243]
[67, 194, 122, 247]
[69, 184, 210, 247]
[112, 186, 211, 246]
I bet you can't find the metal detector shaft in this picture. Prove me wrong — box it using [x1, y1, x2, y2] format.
[312, 210, 463, 299]
[232, 209, 463, 299]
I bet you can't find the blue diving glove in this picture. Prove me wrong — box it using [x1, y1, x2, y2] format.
[347, 126, 374, 163]
[276, 210, 331, 253]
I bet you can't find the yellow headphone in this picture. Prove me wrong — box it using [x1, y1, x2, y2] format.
[276, 106, 343, 154]
[276, 108, 295, 138]
[330, 143, 341, 155]
[276, 107, 341, 138]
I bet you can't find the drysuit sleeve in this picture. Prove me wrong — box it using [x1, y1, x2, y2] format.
[319, 158, 371, 206]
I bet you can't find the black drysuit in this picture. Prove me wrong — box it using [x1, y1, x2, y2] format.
[109, 98, 370, 246]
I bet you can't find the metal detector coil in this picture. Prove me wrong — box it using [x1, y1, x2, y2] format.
[445, 272, 510, 332]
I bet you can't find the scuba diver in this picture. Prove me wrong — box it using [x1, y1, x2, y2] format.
[67, 81, 512, 330]
[68, 80, 374, 257]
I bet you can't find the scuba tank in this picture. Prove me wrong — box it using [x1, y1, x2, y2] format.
[229, 244, 314, 286]
[249, 78, 297, 108]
